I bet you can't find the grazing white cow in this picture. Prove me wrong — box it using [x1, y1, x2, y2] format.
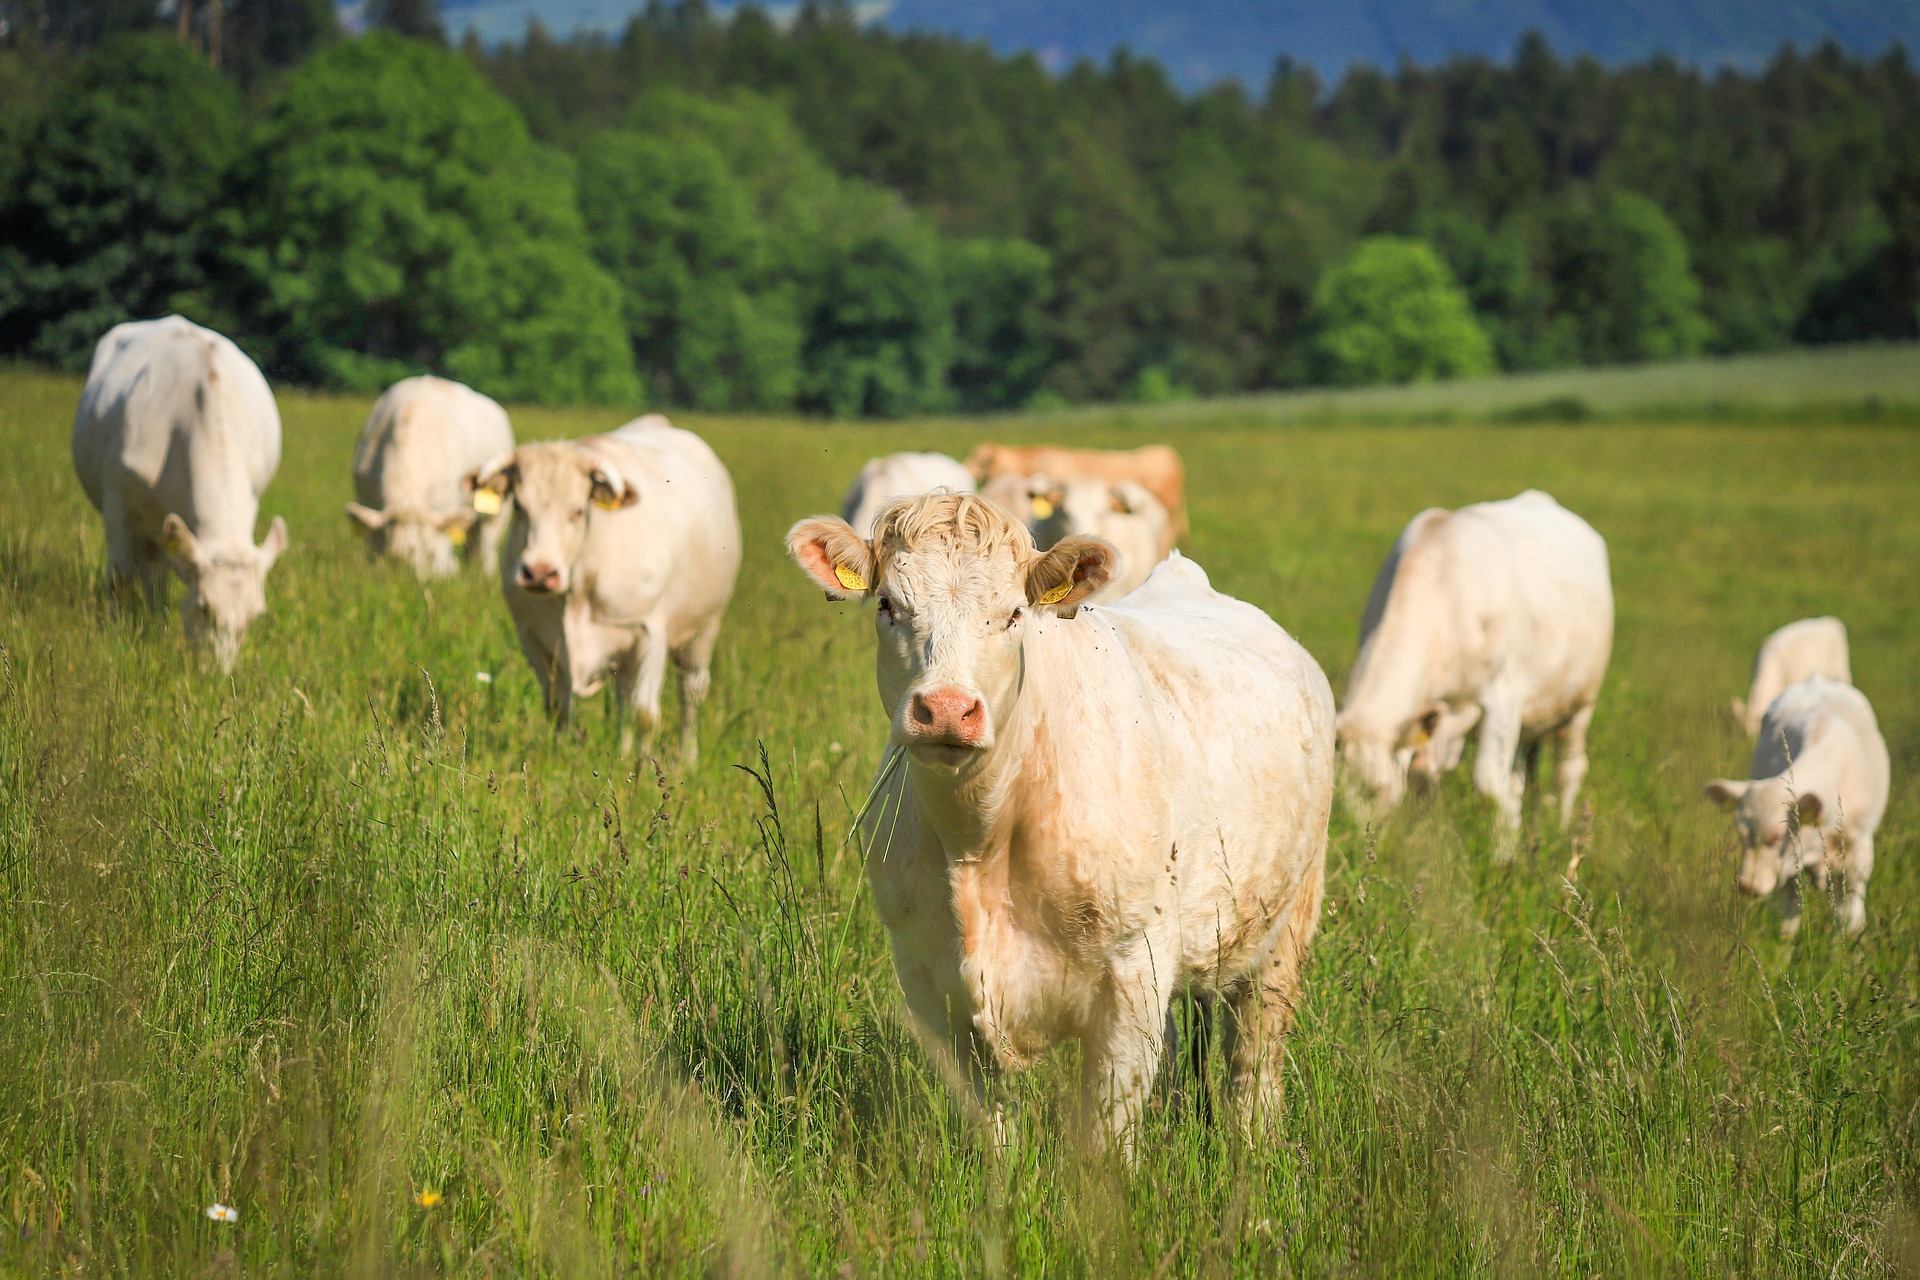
[841, 451, 975, 538]
[1706, 676, 1889, 936]
[1732, 617, 1851, 736]
[345, 376, 515, 578]
[469, 416, 739, 762]
[1337, 490, 1613, 841]
[71, 315, 288, 671]
[786, 494, 1334, 1153]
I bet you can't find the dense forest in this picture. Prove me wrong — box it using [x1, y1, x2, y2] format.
[2, 0, 1917, 412]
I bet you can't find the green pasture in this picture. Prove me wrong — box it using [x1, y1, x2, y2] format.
[1, 362, 1916, 1276]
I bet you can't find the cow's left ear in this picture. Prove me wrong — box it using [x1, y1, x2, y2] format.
[1027, 535, 1116, 613]
[161, 513, 204, 580]
[787, 516, 874, 599]
[258, 516, 289, 572]
[588, 460, 637, 510]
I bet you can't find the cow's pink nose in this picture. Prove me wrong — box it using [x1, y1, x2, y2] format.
[517, 560, 562, 593]
[909, 688, 986, 744]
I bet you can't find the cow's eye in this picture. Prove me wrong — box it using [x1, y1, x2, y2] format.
[876, 596, 895, 623]
[571, 507, 585, 522]
[1008, 607, 1025, 629]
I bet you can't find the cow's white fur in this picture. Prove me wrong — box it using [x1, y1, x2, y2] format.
[1706, 676, 1889, 936]
[1732, 617, 1851, 736]
[787, 494, 1334, 1154]
[482, 415, 740, 762]
[841, 451, 975, 538]
[347, 376, 515, 578]
[72, 315, 287, 671]
[1337, 489, 1613, 842]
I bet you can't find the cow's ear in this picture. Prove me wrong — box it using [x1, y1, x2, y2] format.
[161, 513, 203, 579]
[788, 516, 874, 599]
[1704, 779, 1749, 808]
[1796, 792, 1823, 825]
[344, 502, 387, 531]
[1398, 705, 1443, 747]
[258, 516, 289, 572]
[1026, 534, 1116, 612]
[964, 442, 999, 482]
[588, 461, 637, 510]
[464, 452, 516, 515]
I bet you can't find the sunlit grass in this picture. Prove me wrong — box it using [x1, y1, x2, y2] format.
[1, 365, 1916, 1275]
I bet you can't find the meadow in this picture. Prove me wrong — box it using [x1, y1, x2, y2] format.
[1, 359, 1917, 1276]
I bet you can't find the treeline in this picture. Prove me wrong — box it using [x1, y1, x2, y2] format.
[2, 2, 1917, 413]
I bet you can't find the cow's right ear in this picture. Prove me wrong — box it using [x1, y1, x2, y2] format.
[787, 516, 874, 600]
[1704, 779, 1750, 808]
[344, 502, 388, 531]
[964, 442, 1000, 483]
[1398, 705, 1443, 747]
[464, 452, 517, 514]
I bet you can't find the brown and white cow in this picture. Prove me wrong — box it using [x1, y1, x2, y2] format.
[1732, 617, 1851, 737]
[786, 494, 1333, 1153]
[1707, 676, 1889, 937]
[966, 441, 1189, 541]
[346, 376, 515, 579]
[72, 315, 289, 671]
[1337, 490, 1613, 846]
[469, 415, 740, 761]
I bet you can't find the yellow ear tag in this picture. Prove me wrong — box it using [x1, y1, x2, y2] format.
[1029, 496, 1055, 520]
[447, 522, 468, 548]
[1037, 581, 1073, 606]
[834, 563, 869, 592]
[471, 489, 502, 516]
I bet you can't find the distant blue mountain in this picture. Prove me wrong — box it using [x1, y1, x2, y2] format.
[436, 0, 1920, 87]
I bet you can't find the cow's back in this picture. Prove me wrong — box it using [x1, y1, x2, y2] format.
[72, 316, 280, 540]
[582, 420, 741, 630]
[354, 377, 513, 514]
[1040, 557, 1335, 969]
[1753, 677, 1890, 829]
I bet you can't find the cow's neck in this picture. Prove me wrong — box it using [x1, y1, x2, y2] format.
[905, 695, 1042, 861]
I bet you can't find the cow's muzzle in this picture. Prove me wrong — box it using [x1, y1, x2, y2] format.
[516, 560, 564, 594]
[905, 686, 988, 749]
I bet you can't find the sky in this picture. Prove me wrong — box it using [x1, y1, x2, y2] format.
[431, 0, 1920, 87]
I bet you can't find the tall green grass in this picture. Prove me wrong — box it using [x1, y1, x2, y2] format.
[1, 366, 1916, 1275]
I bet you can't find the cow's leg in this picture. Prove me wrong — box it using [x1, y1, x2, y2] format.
[671, 615, 723, 767]
[1553, 702, 1596, 824]
[618, 625, 669, 759]
[100, 490, 148, 609]
[894, 962, 999, 1131]
[518, 622, 569, 726]
[1223, 858, 1324, 1135]
[1472, 696, 1525, 854]
[1838, 829, 1873, 936]
[1081, 956, 1171, 1159]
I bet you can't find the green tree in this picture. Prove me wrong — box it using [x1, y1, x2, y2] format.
[801, 221, 955, 418]
[220, 32, 637, 405]
[0, 35, 245, 367]
[1308, 236, 1495, 386]
[941, 237, 1052, 410]
[1533, 189, 1711, 364]
[577, 127, 800, 411]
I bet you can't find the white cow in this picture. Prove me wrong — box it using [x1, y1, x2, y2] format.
[1336, 490, 1613, 842]
[786, 494, 1334, 1154]
[1733, 617, 1851, 736]
[1706, 676, 1889, 936]
[840, 451, 975, 538]
[1025, 476, 1174, 603]
[345, 376, 515, 578]
[71, 315, 288, 671]
[469, 415, 740, 762]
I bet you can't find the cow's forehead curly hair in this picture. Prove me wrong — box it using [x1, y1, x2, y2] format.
[870, 492, 1034, 566]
